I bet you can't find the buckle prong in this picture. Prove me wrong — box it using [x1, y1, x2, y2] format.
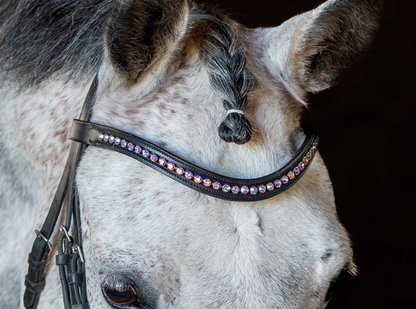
[35, 229, 52, 250]
[59, 225, 73, 243]
[72, 245, 85, 263]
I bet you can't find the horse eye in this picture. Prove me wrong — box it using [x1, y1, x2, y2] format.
[102, 279, 141, 309]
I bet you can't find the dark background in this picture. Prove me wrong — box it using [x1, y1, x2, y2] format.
[196, 0, 415, 308]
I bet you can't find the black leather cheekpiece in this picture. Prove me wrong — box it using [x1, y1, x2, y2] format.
[70, 120, 318, 202]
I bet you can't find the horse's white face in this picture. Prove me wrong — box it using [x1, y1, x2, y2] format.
[77, 52, 352, 309]
[65, 1, 380, 308]
[0, 0, 378, 308]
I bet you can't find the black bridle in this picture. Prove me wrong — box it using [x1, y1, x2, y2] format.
[23, 75, 318, 309]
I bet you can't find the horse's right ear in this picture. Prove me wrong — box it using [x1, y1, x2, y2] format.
[106, 0, 189, 83]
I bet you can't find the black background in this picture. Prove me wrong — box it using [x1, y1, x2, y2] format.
[196, 0, 415, 308]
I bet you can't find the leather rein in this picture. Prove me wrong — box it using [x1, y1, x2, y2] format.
[23, 75, 318, 308]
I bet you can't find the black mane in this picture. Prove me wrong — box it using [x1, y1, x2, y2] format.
[0, 0, 254, 144]
[0, 0, 111, 86]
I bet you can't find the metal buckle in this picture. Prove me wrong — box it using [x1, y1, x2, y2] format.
[72, 245, 85, 263]
[60, 225, 85, 263]
[59, 225, 73, 243]
[34, 229, 52, 250]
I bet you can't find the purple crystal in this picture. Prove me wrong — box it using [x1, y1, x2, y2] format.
[213, 182, 221, 190]
[159, 158, 167, 166]
[150, 154, 159, 162]
[274, 180, 282, 188]
[194, 175, 203, 183]
[294, 167, 301, 175]
[203, 179, 212, 187]
[222, 184, 231, 192]
[281, 176, 289, 184]
[167, 162, 176, 170]
[299, 162, 305, 170]
[240, 186, 249, 194]
[176, 167, 185, 175]
[250, 187, 258, 195]
[232, 186, 240, 194]
[185, 171, 194, 179]
[142, 150, 150, 158]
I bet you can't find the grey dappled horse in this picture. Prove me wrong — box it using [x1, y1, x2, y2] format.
[0, 0, 381, 308]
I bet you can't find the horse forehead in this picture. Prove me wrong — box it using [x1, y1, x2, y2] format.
[76, 145, 349, 307]
[77, 150, 347, 264]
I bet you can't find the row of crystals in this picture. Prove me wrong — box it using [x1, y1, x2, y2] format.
[98, 133, 318, 195]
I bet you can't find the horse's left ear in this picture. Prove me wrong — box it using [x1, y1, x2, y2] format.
[261, 0, 382, 99]
[106, 0, 189, 83]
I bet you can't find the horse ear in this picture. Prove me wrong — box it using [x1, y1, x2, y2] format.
[106, 0, 189, 83]
[262, 0, 382, 100]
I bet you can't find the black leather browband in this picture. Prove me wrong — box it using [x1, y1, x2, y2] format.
[70, 120, 318, 202]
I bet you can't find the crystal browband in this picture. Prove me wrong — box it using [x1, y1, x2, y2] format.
[70, 120, 318, 202]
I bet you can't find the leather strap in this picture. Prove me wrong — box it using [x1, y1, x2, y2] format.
[70, 120, 318, 202]
[23, 75, 98, 309]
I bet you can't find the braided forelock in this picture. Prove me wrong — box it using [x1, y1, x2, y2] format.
[198, 11, 255, 145]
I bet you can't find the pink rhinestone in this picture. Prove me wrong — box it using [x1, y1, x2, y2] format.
[241, 186, 249, 194]
[194, 175, 203, 183]
[167, 162, 176, 171]
[159, 158, 167, 166]
[203, 179, 212, 187]
[222, 184, 231, 192]
[185, 171, 194, 179]
[120, 140, 127, 148]
[232, 186, 240, 194]
[258, 185, 267, 194]
[281, 176, 290, 184]
[266, 183, 274, 191]
[150, 154, 159, 162]
[250, 187, 258, 195]
[176, 167, 185, 175]
[127, 143, 134, 151]
[213, 182, 222, 190]
[274, 180, 282, 188]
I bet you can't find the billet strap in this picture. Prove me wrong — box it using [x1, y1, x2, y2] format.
[23, 75, 98, 309]
[70, 120, 318, 202]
